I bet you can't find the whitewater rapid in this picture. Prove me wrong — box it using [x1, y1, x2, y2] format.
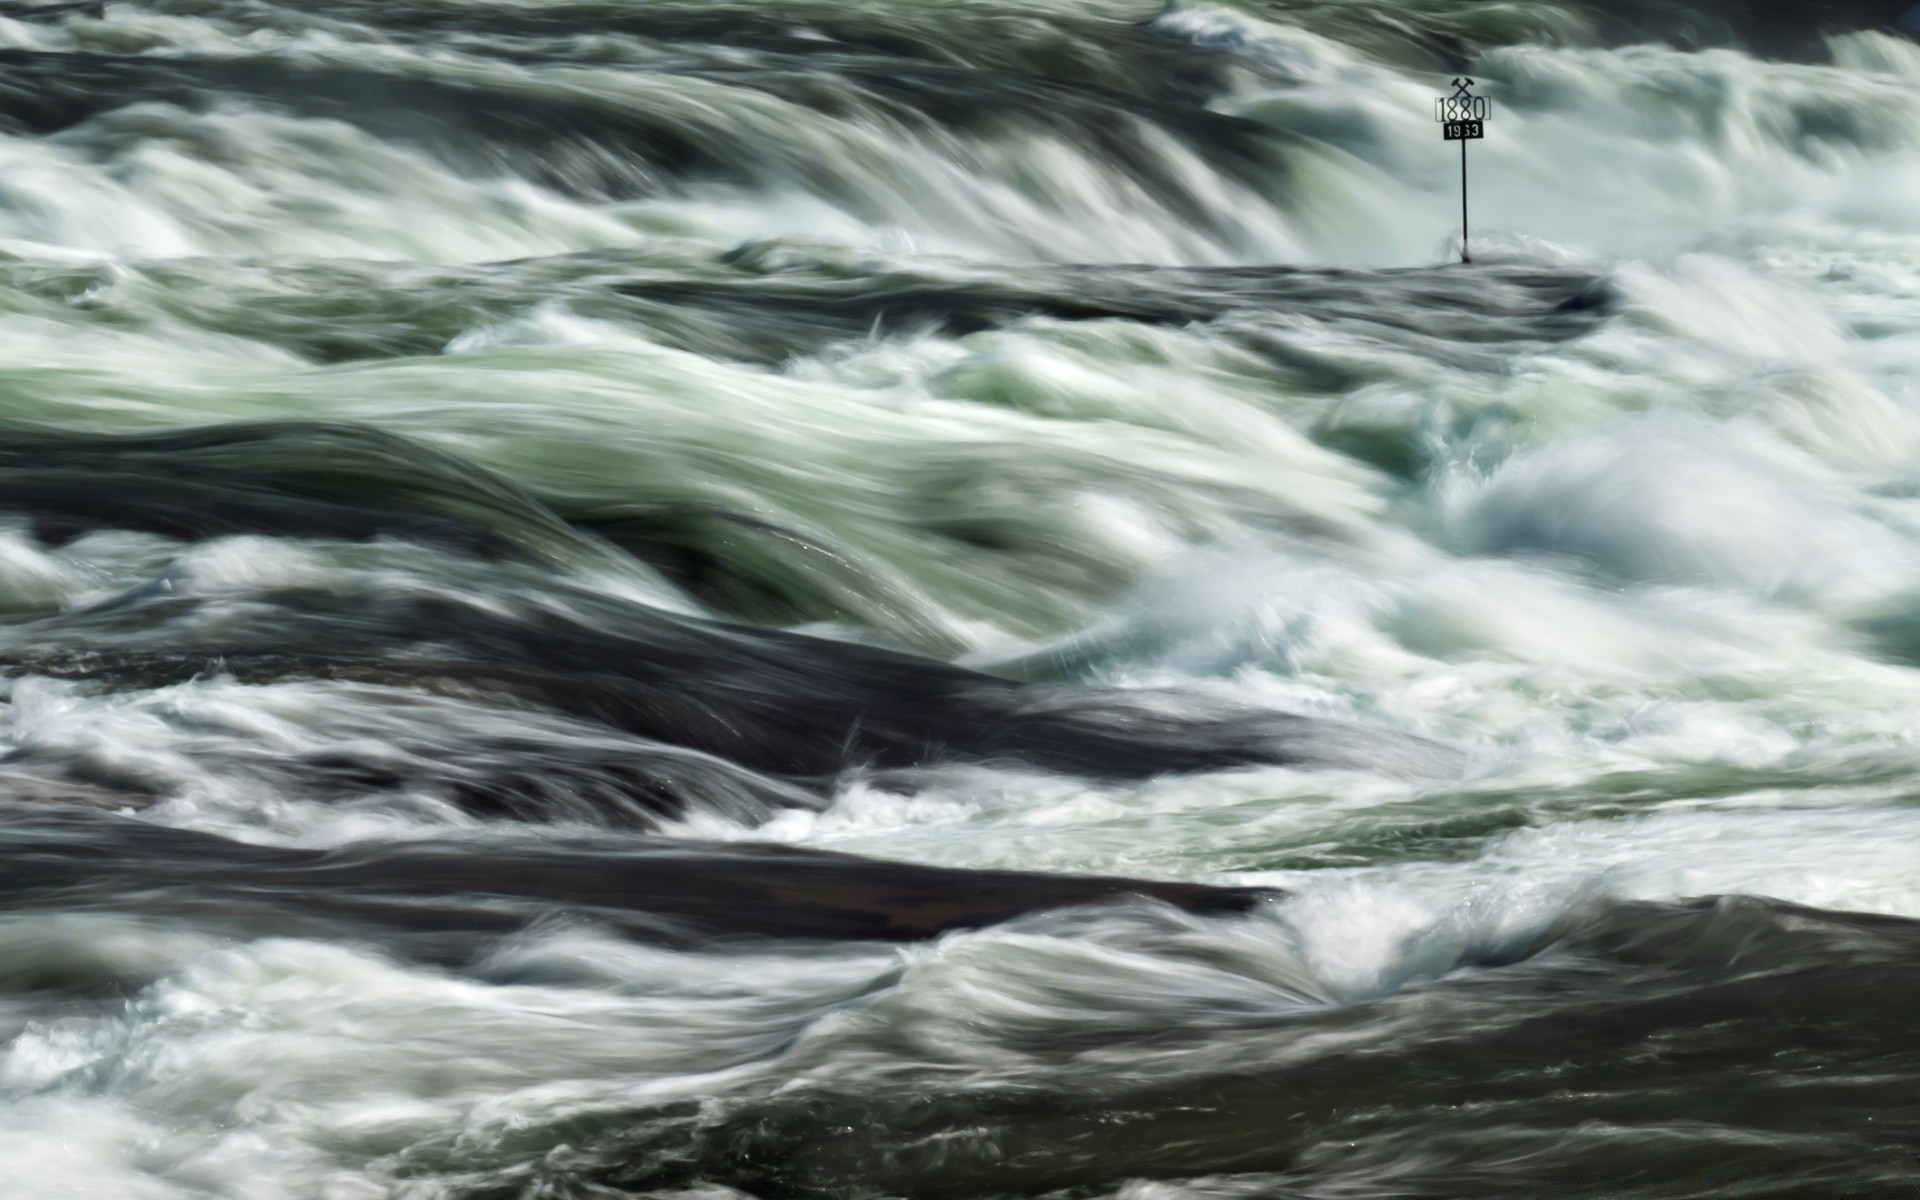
[0, 0, 1915, 1196]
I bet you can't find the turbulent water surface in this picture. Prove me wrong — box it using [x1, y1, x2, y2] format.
[0, 0, 1919, 1196]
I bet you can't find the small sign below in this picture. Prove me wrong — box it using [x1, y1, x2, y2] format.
[1442, 119, 1484, 141]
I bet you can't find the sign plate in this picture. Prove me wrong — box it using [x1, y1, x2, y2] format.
[1435, 79, 1490, 139]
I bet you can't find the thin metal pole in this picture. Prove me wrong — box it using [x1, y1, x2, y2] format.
[1460, 136, 1470, 264]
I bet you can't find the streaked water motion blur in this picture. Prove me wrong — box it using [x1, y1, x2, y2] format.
[0, 0, 1916, 1196]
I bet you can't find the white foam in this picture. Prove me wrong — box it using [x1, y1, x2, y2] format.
[1441, 416, 1914, 600]
[2, 14, 1920, 1196]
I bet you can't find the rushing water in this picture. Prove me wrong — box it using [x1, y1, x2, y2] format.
[0, 0, 1917, 1196]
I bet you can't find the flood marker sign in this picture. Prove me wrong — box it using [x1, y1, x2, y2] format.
[1434, 78, 1490, 262]
[1435, 77, 1489, 137]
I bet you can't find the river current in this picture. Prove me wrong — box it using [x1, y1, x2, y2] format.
[0, 1, 1914, 1196]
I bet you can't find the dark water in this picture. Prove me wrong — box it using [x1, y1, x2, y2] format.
[0, 0, 1914, 1196]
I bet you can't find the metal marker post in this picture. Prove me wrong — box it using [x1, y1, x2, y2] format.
[1434, 78, 1489, 264]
